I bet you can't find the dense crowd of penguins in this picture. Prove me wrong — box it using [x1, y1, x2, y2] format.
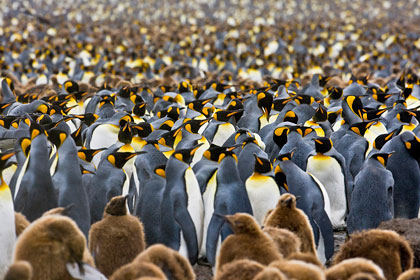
[1, 0, 420, 279]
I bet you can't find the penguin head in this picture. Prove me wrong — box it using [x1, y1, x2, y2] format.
[273, 126, 290, 149]
[293, 126, 315, 138]
[396, 110, 416, 124]
[159, 119, 175, 131]
[277, 193, 297, 209]
[328, 87, 343, 100]
[187, 98, 213, 112]
[349, 121, 373, 137]
[403, 134, 420, 161]
[183, 118, 210, 134]
[178, 80, 193, 93]
[257, 91, 273, 117]
[118, 120, 133, 144]
[224, 213, 260, 234]
[217, 149, 238, 163]
[241, 136, 259, 149]
[171, 144, 203, 164]
[104, 195, 129, 216]
[253, 154, 272, 174]
[18, 137, 31, 157]
[312, 103, 328, 122]
[294, 95, 315, 105]
[373, 130, 398, 150]
[203, 145, 232, 162]
[226, 98, 244, 111]
[107, 151, 141, 169]
[213, 109, 243, 122]
[62, 80, 79, 94]
[343, 95, 364, 120]
[132, 122, 154, 138]
[283, 111, 298, 123]
[132, 102, 147, 117]
[48, 128, 68, 148]
[77, 148, 105, 162]
[273, 151, 294, 192]
[28, 115, 47, 139]
[370, 152, 394, 167]
[313, 137, 333, 154]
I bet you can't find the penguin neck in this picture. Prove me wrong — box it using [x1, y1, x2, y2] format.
[314, 152, 330, 160]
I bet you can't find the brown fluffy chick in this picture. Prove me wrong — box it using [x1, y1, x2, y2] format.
[13, 215, 88, 280]
[89, 195, 145, 277]
[4, 261, 33, 280]
[334, 229, 413, 280]
[253, 267, 288, 280]
[397, 268, 420, 280]
[264, 193, 317, 255]
[326, 258, 385, 280]
[133, 244, 195, 280]
[263, 226, 301, 258]
[109, 261, 166, 280]
[215, 213, 282, 273]
[214, 259, 265, 280]
[270, 259, 325, 280]
[349, 273, 384, 280]
[288, 252, 323, 268]
[15, 212, 30, 237]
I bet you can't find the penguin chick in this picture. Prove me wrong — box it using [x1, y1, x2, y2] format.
[263, 226, 301, 258]
[334, 229, 413, 280]
[89, 195, 145, 277]
[4, 261, 33, 280]
[270, 259, 325, 280]
[216, 213, 282, 273]
[252, 267, 288, 280]
[109, 261, 166, 280]
[264, 193, 317, 255]
[397, 268, 420, 280]
[214, 259, 265, 280]
[349, 273, 384, 280]
[15, 212, 30, 237]
[288, 252, 323, 268]
[40, 205, 95, 266]
[378, 218, 420, 268]
[133, 244, 195, 280]
[13, 215, 88, 280]
[326, 258, 385, 280]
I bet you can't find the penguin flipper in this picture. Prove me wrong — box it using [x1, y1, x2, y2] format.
[313, 209, 334, 260]
[174, 200, 199, 264]
[206, 213, 226, 266]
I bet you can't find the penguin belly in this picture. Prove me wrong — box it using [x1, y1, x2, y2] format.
[212, 123, 235, 146]
[0, 186, 16, 278]
[307, 155, 346, 229]
[182, 168, 204, 255]
[246, 175, 280, 226]
[201, 170, 217, 257]
[89, 124, 119, 149]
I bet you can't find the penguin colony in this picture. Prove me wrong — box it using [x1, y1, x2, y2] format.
[0, 0, 420, 279]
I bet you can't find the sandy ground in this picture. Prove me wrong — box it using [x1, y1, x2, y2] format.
[193, 231, 347, 279]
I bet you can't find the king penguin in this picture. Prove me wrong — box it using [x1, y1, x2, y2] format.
[88, 150, 140, 224]
[274, 152, 334, 263]
[306, 137, 350, 229]
[160, 145, 204, 264]
[202, 149, 253, 266]
[245, 154, 280, 226]
[14, 116, 57, 222]
[0, 151, 17, 279]
[48, 128, 91, 237]
[380, 131, 420, 218]
[347, 152, 395, 234]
